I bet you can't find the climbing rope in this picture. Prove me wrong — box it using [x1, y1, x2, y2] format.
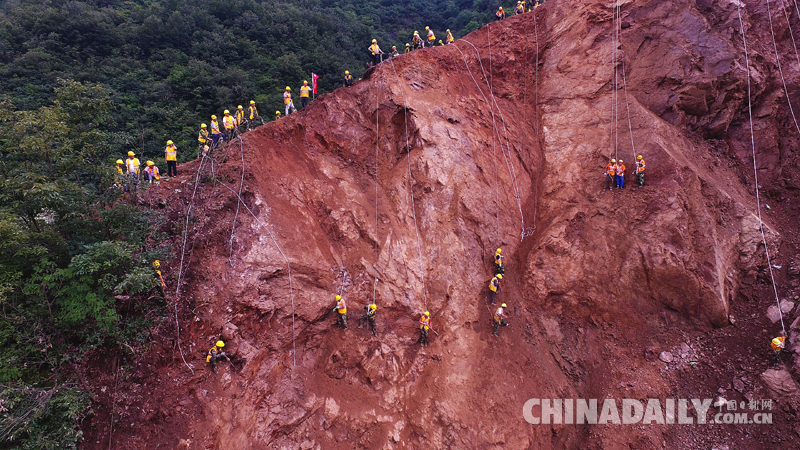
[228, 134, 246, 267]
[737, 2, 786, 334]
[388, 58, 429, 311]
[765, 0, 800, 137]
[615, 1, 637, 163]
[374, 74, 380, 305]
[780, 0, 800, 68]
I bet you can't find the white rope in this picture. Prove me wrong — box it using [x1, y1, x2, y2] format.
[765, 0, 800, 137]
[388, 58, 429, 311]
[374, 69, 380, 305]
[780, 0, 800, 68]
[228, 134, 246, 266]
[738, 2, 786, 334]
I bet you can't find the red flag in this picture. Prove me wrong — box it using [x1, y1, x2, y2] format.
[312, 73, 319, 94]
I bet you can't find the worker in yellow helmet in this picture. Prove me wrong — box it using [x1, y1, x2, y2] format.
[300, 81, 311, 108]
[343, 70, 353, 87]
[425, 26, 435, 47]
[116, 159, 124, 174]
[164, 140, 177, 177]
[446, 29, 454, 44]
[419, 311, 431, 346]
[333, 294, 348, 329]
[514, 1, 524, 15]
[496, 6, 505, 20]
[275, 110, 281, 121]
[143, 160, 160, 184]
[222, 109, 236, 140]
[284, 86, 297, 116]
[210, 115, 224, 149]
[489, 274, 502, 304]
[493, 303, 509, 336]
[635, 155, 646, 187]
[390, 45, 399, 57]
[247, 100, 262, 130]
[235, 105, 246, 132]
[494, 248, 504, 275]
[771, 335, 788, 366]
[207, 340, 227, 373]
[604, 159, 617, 191]
[405, 43, 412, 53]
[368, 38, 384, 66]
[359, 303, 378, 336]
[125, 150, 141, 181]
[412, 31, 423, 50]
[198, 123, 209, 153]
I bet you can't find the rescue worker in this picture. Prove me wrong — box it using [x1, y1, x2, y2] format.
[426, 26, 435, 47]
[420, 311, 431, 346]
[143, 161, 160, 183]
[604, 159, 617, 190]
[198, 123, 209, 153]
[412, 31, 424, 50]
[275, 110, 281, 120]
[343, 70, 354, 87]
[235, 105, 246, 132]
[405, 43, 412, 53]
[446, 29, 454, 44]
[116, 159, 124, 174]
[248, 100, 262, 130]
[493, 303, 509, 336]
[771, 335, 788, 366]
[333, 294, 348, 329]
[223, 109, 236, 140]
[391, 45, 399, 57]
[359, 303, 378, 336]
[126, 151, 141, 183]
[114, 159, 126, 192]
[489, 274, 502, 304]
[438, 40, 444, 46]
[514, 1, 524, 15]
[635, 154, 646, 187]
[207, 340, 226, 373]
[152, 260, 166, 296]
[300, 81, 311, 108]
[494, 248, 505, 275]
[210, 115, 224, 149]
[496, 6, 506, 20]
[284, 87, 297, 116]
[165, 140, 177, 177]
[369, 39, 384, 65]
[615, 158, 626, 189]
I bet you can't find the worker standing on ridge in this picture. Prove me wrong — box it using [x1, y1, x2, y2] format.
[143, 161, 160, 184]
[223, 109, 236, 140]
[426, 26, 435, 47]
[343, 70, 354, 87]
[359, 303, 378, 336]
[333, 294, 348, 329]
[126, 151, 141, 182]
[446, 29, 454, 44]
[198, 123, 209, 153]
[514, 1, 524, 15]
[275, 110, 281, 121]
[496, 6, 506, 20]
[368, 39, 384, 66]
[493, 303, 509, 336]
[412, 31, 424, 50]
[615, 159, 626, 189]
[489, 274, 502, 304]
[494, 248, 505, 275]
[604, 159, 617, 190]
[284, 87, 297, 116]
[391, 45, 399, 57]
[771, 335, 788, 366]
[300, 81, 311, 108]
[248, 100, 261, 130]
[635, 155, 646, 187]
[164, 140, 177, 177]
[405, 43, 412, 53]
[207, 340, 226, 374]
[235, 105, 246, 132]
[420, 311, 431, 346]
[210, 115, 224, 149]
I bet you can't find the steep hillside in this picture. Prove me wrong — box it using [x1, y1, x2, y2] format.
[79, 1, 800, 448]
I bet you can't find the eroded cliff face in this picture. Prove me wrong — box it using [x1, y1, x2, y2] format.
[82, 1, 800, 449]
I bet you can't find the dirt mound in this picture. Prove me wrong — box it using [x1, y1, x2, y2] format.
[80, 1, 800, 448]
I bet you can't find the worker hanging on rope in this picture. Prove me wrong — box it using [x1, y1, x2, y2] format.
[207, 340, 227, 374]
[615, 159, 626, 189]
[405, 43, 412, 53]
[284, 87, 297, 116]
[235, 105, 246, 132]
[514, 1, 524, 15]
[143, 161, 160, 184]
[198, 123, 209, 154]
[493, 303, 509, 336]
[359, 303, 378, 336]
[496, 6, 506, 20]
[126, 151, 141, 187]
[391, 45, 399, 57]
[343, 70, 354, 87]
[771, 335, 789, 366]
[412, 31, 424, 50]
[223, 110, 236, 140]
[248, 100, 262, 130]
[368, 39, 384, 66]
[635, 155, 646, 187]
[152, 260, 166, 297]
[604, 159, 617, 190]
[164, 140, 177, 178]
[419, 311, 431, 346]
[446, 29, 454, 44]
[333, 294, 348, 329]
[426, 26, 436, 47]
[210, 115, 224, 149]
[300, 81, 310, 108]
[494, 248, 505, 275]
[489, 274, 502, 304]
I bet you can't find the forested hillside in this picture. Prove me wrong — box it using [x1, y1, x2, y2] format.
[0, 0, 496, 163]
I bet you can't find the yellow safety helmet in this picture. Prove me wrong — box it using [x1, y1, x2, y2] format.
[201, 123, 207, 128]
[116, 159, 123, 164]
[211, 115, 217, 119]
[216, 340, 224, 348]
[501, 303, 507, 308]
[424, 311, 430, 316]
[167, 140, 173, 145]
[447, 29, 450, 32]
[285, 86, 291, 90]
[372, 39, 377, 43]
[238, 105, 243, 109]
[392, 46, 397, 49]
[369, 304, 377, 310]
[335, 295, 341, 300]
[146, 160, 154, 166]
[611, 159, 616, 163]
[152, 260, 160, 269]
[426, 26, 430, 30]
[276, 111, 280, 114]
[127, 151, 135, 156]
[224, 109, 230, 114]
[345, 70, 350, 75]
[637, 155, 643, 159]
[496, 248, 502, 253]
[499, 6, 503, 9]
[250, 100, 255, 104]
[619, 159, 624, 163]
[406, 43, 410, 46]
[303, 80, 308, 84]
[496, 274, 503, 280]
[414, 31, 419, 35]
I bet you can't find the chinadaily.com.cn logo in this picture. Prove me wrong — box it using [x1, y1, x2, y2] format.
[522, 398, 774, 425]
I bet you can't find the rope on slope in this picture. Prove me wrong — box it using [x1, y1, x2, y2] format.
[780, 0, 800, 69]
[738, 2, 786, 333]
[615, 1, 638, 163]
[765, 0, 800, 137]
[228, 134, 246, 267]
